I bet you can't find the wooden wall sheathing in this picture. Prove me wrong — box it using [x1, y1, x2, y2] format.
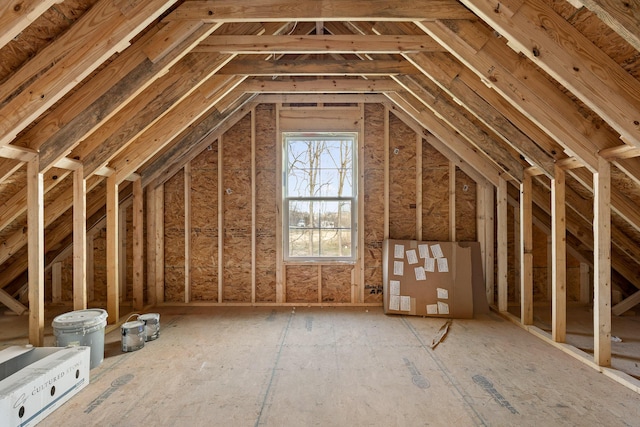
[222, 114, 252, 302]
[92, 228, 107, 303]
[455, 168, 477, 241]
[190, 145, 219, 301]
[321, 265, 352, 303]
[421, 138, 449, 241]
[157, 102, 488, 306]
[164, 171, 185, 302]
[285, 265, 318, 303]
[388, 113, 417, 240]
[255, 104, 277, 302]
[363, 104, 385, 303]
[124, 203, 133, 301]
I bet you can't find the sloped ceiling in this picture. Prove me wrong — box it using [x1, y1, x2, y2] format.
[0, 0, 639, 303]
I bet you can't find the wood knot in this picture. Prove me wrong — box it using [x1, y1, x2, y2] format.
[14, 4, 22, 12]
[532, 47, 540, 57]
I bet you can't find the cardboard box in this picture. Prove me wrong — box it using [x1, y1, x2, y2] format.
[383, 240, 486, 318]
[0, 345, 90, 427]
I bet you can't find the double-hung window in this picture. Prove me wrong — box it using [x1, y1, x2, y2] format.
[283, 132, 357, 261]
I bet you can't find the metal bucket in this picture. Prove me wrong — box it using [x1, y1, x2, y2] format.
[139, 313, 160, 341]
[121, 320, 145, 352]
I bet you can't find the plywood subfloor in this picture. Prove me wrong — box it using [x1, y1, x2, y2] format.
[2, 306, 640, 426]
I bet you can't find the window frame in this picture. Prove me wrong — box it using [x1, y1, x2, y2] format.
[282, 132, 358, 263]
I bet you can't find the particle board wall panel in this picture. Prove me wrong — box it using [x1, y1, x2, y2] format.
[255, 266, 277, 302]
[422, 138, 449, 241]
[321, 265, 352, 303]
[388, 113, 417, 240]
[222, 114, 252, 302]
[364, 266, 383, 303]
[363, 104, 385, 286]
[455, 168, 477, 241]
[190, 147, 218, 301]
[285, 265, 318, 303]
[164, 171, 185, 302]
[255, 104, 278, 301]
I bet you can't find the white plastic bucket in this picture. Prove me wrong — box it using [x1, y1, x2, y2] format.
[52, 308, 107, 369]
[139, 313, 160, 341]
[121, 320, 145, 352]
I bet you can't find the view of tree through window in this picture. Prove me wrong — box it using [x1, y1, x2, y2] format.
[284, 133, 356, 260]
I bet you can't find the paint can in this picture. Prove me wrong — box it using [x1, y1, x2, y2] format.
[52, 308, 108, 369]
[121, 318, 145, 352]
[139, 313, 160, 341]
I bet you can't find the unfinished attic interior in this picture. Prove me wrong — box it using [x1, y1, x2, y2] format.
[1, 0, 640, 424]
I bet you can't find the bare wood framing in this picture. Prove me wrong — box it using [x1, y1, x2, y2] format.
[485, 184, 495, 304]
[106, 174, 120, 324]
[197, 35, 441, 54]
[449, 162, 456, 241]
[219, 59, 419, 76]
[416, 133, 423, 240]
[133, 178, 144, 311]
[241, 78, 398, 93]
[146, 186, 157, 306]
[251, 108, 257, 304]
[384, 107, 390, 240]
[168, 0, 475, 22]
[27, 157, 44, 345]
[0, 0, 59, 50]
[218, 135, 224, 303]
[184, 164, 192, 304]
[552, 165, 567, 342]
[358, 103, 366, 303]
[594, 157, 611, 366]
[155, 185, 165, 304]
[497, 178, 508, 312]
[520, 173, 533, 325]
[73, 166, 87, 310]
[276, 104, 284, 303]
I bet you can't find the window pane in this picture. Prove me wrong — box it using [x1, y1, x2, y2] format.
[284, 133, 356, 260]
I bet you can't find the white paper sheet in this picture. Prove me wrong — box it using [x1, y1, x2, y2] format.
[437, 257, 449, 273]
[430, 244, 444, 259]
[406, 249, 418, 265]
[415, 266, 426, 281]
[424, 257, 435, 272]
[390, 280, 400, 296]
[437, 287, 449, 300]
[389, 295, 400, 311]
[426, 304, 438, 315]
[393, 261, 404, 276]
[394, 244, 405, 259]
[418, 244, 429, 259]
[400, 296, 411, 312]
[437, 301, 450, 315]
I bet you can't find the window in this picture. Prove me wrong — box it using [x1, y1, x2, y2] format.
[284, 132, 357, 261]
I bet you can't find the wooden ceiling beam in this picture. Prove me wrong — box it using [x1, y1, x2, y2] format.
[0, 0, 180, 148]
[0, 145, 37, 162]
[394, 76, 524, 182]
[460, 0, 640, 149]
[0, 168, 70, 232]
[369, 21, 556, 179]
[112, 86, 252, 185]
[142, 99, 258, 189]
[240, 77, 399, 93]
[34, 21, 223, 174]
[218, 59, 419, 75]
[385, 92, 503, 186]
[195, 35, 442, 54]
[0, 0, 60, 50]
[166, 0, 476, 22]
[417, 19, 604, 173]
